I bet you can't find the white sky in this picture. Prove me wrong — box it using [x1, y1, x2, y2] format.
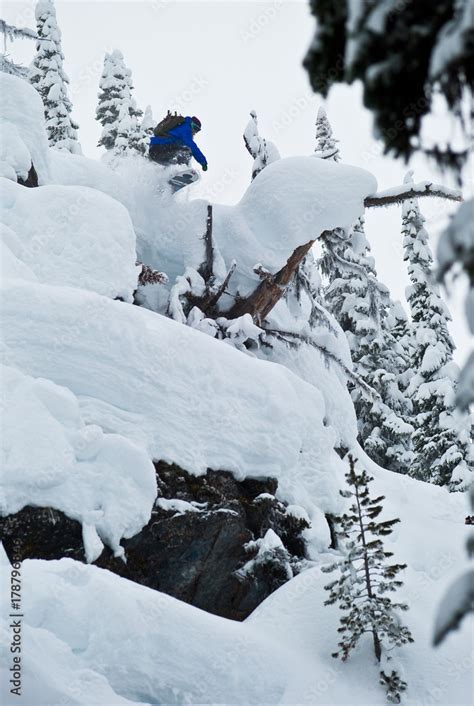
[2, 0, 471, 362]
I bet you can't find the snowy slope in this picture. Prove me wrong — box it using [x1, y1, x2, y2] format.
[248, 460, 472, 706]
[1, 467, 471, 706]
[1, 279, 347, 547]
[0, 547, 294, 706]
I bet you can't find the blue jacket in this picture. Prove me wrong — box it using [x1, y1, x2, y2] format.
[150, 117, 207, 166]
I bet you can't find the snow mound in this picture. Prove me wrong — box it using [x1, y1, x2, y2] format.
[0, 619, 138, 706]
[49, 149, 133, 211]
[0, 365, 157, 560]
[0, 73, 51, 184]
[0, 551, 295, 706]
[0, 224, 38, 282]
[0, 178, 139, 301]
[1, 279, 347, 544]
[213, 156, 377, 293]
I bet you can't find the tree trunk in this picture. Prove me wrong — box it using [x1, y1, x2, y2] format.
[226, 239, 315, 323]
[198, 204, 214, 283]
[354, 472, 382, 663]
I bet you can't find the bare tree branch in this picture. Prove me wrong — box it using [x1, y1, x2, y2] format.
[205, 260, 237, 310]
[365, 181, 462, 208]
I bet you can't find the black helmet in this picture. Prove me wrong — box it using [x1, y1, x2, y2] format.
[191, 116, 202, 131]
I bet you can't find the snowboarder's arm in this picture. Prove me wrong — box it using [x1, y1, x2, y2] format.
[178, 121, 207, 167]
[189, 140, 207, 167]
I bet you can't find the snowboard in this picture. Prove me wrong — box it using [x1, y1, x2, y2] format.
[168, 168, 199, 194]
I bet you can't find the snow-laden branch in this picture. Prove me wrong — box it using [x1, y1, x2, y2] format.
[264, 327, 380, 403]
[0, 19, 37, 41]
[365, 181, 462, 208]
[297, 266, 340, 336]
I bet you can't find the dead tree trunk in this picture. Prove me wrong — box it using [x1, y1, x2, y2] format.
[226, 239, 315, 324]
[198, 204, 214, 283]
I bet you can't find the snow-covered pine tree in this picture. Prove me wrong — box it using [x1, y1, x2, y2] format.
[243, 110, 280, 180]
[28, 0, 80, 153]
[384, 300, 415, 401]
[0, 18, 36, 78]
[386, 300, 414, 362]
[314, 106, 340, 161]
[323, 455, 414, 704]
[314, 106, 347, 305]
[277, 106, 342, 340]
[114, 100, 145, 156]
[320, 217, 413, 474]
[312, 109, 413, 473]
[141, 104, 154, 134]
[132, 104, 154, 157]
[304, 0, 472, 173]
[96, 49, 143, 154]
[402, 172, 472, 491]
[314, 111, 412, 471]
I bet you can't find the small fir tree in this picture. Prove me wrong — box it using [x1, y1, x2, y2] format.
[323, 455, 414, 704]
[28, 0, 80, 153]
[314, 106, 340, 161]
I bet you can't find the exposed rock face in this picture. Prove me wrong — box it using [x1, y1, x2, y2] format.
[0, 462, 310, 620]
[17, 163, 38, 187]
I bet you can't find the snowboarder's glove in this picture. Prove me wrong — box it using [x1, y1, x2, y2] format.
[202, 163, 208, 171]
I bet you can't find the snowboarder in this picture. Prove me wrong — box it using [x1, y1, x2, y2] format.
[149, 113, 208, 171]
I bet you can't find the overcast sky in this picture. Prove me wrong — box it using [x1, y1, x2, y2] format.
[2, 0, 471, 362]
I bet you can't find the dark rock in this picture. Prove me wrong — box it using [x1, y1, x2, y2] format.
[17, 163, 38, 188]
[1, 507, 86, 562]
[0, 462, 311, 621]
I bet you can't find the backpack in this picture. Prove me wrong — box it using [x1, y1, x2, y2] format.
[153, 111, 185, 137]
